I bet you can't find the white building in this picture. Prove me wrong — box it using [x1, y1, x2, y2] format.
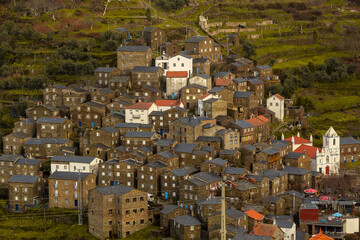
[267, 94, 285, 121]
[125, 102, 158, 124]
[275, 218, 296, 240]
[289, 127, 340, 175]
[189, 74, 212, 90]
[155, 54, 193, 77]
[198, 93, 218, 116]
[166, 71, 188, 97]
[314, 126, 340, 175]
[50, 156, 102, 174]
[155, 100, 184, 111]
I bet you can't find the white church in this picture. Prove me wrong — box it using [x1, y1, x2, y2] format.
[284, 126, 340, 175]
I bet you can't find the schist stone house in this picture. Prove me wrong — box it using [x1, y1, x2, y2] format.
[184, 36, 222, 62]
[116, 46, 152, 75]
[142, 27, 166, 49]
[88, 185, 150, 239]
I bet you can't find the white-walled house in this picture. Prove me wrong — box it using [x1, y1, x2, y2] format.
[189, 74, 212, 90]
[51, 156, 102, 174]
[267, 94, 285, 121]
[198, 93, 218, 116]
[155, 100, 184, 111]
[166, 71, 188, 97]
[155, 54, 193, 77]
[125, 102, 158, 124]
[275, 218, 296, 240]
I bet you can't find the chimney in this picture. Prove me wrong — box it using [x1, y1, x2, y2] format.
[106, 64, 109, 68]
[171, 103, 173, 109]
[281, 133, 284, 141]
[304, 150, 306, 155]
[297, 132, 300, 137]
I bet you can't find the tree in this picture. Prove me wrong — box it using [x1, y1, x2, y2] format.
[346, 32, 360, 61]
[242, 41, 256, 59]
[295, 96, 314, 112]
[9, 100, 28, 118]
[146, 8, 151, 22]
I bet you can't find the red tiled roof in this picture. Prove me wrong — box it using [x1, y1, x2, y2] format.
[274, 94, 284, 100]
[284, 136, 312, 144]
[215, 78, 232, 87]
[166, 71, 188, 78]
[246, 118, 264, 127]
[294, 144, 321, 159]
[199, 93, 211, 100]
[155, 100, 182, 107]
[253, 223, 279, 237]
[256, 115, 270, 123]
[126, 102, 154, 110]
[310, 229, 334, 240]
[244, 209, 264, 221]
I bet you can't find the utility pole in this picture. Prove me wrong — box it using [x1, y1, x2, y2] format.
[78, 170, 83, 225]
[220, 182, 226, 240]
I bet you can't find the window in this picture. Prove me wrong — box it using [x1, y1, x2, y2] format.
[133, 198, 137, 202]
[140, 197, 144, 201]
[108, 209, 112, 214]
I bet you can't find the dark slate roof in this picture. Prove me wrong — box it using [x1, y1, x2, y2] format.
[8, 175, 39, 183]
[124, 131, 155, 138]
[256, 65, 271, 70]
[108, 113, 125, 119]
[10, 132, 31, 139]
[276, 219, 294, 229]
[143, 85, 161, 93]
[105, 159, 119, 165]
[0, 154, 21, 162]
[177, 117, 212, 127]
[209, 86, 225, 93]
[147, 161, 168, 169]
[156, 139, 175, 147]
[243, 145, 256, 151]
[172, 215, 201, 226]
[262, 169, 287, 181]
[282, 167, 311, 176]
[84, 101, 106, 109]
[122, 159, 141, 166]
[139, 124, 153, 129]
[37, 117, 66, 124]
[95, 185, 134, 196]
[233, 78, 247, 83]
[170, 168, 190, 177]
[262, 148, 280, 155]
[189, 172, 222, 186]
[149, 111, 165, 116]
[280, 190, 304, 199]
[202, 158, 228, 166]
[196, 73, 211, 79]
[224, 167, 246, 175]
[116, 46, 150, 52]
[231, 62, 246, 67]
[53, 84, 67, 90]
[49, 171, 91, 181]
[234, 91, 252, 98]
[181, 84, 207, 90]
[101, 126, 118, 133]
[233, 120, 254, 128]
[286, 152, 304, 159]
[340, 137, 360, 145]
[25, 138, 68, 145]
[139, 146, 152, 153]
[192, 150, 206, 155]
[193, 58, 209, 63]
[264, 195, 282, 204]
[221, 149, 238, 155]
[200, 146, 215, 152]
[16, 158, 41, 165]
[115, 122, 140, 128]
[247, 77, 264, 85]
[51, 156, 97, 163]
[160, 204, 180, 214]
[158, 151, 178, 159]
[185, 36, 208, 43]
[211, 208, 247, 219]
[94, 67, 116, 73]
[99, 88, 114, 94]
[196, 136, 221, 142]
[204, 98, 220, 103]
[214, 71, 231, 78]
[174, 143, 198, 153]
[173, 107, 188, 112]
[132, 66, 161, 73]
[235, 179, 258, 190]
[92, 143, 110, 149]
[271, 140, 290, 149]
[198, 197, 221, 205]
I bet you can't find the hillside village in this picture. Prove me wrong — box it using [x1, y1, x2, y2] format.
[0, 2, 360, 240]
